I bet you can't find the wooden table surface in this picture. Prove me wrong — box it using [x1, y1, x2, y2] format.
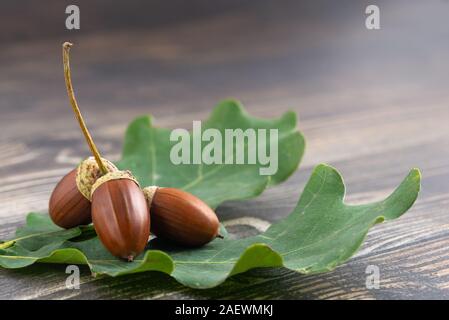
[1, 1, 449, 299]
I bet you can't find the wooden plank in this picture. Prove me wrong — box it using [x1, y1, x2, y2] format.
[1, 1, 449, 299]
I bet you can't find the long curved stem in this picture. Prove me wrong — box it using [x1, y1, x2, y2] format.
[62, 42, 108, 175]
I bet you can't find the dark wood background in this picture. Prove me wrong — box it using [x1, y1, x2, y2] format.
[1, 0, 449, 299]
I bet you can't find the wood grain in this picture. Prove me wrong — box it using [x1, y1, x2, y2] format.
[1, 1, 449, 299]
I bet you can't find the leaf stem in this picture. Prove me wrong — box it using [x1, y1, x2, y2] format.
[0, 228, 80, 250]
[0, 240, 14, 250]
[62, 42, 108, 175]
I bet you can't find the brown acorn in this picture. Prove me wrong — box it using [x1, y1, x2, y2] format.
[59, 42, 150, 261]
[49, 157, 117, 229]
[143, 187, 221, 246]
[91, 171, 150, 261]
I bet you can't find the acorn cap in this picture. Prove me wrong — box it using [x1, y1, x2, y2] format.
[91, 170, 139, 199]
[76, 157, 118, 200]
[142, 186, 159, 207]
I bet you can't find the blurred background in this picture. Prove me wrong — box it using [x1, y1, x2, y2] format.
[1, 1, 448, 161]
[1, 0, 449, 299]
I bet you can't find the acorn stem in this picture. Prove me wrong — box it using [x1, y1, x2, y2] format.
[62, 42, 108, 175]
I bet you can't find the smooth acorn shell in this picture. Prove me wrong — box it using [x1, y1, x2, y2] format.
[49, 168, 91, 228]
[92, 179, 150, 260]
[150, 188, 219, 246]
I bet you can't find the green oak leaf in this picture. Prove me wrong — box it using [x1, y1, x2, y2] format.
[0, 165, 421, 288]
[116, 100, 305, 208]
